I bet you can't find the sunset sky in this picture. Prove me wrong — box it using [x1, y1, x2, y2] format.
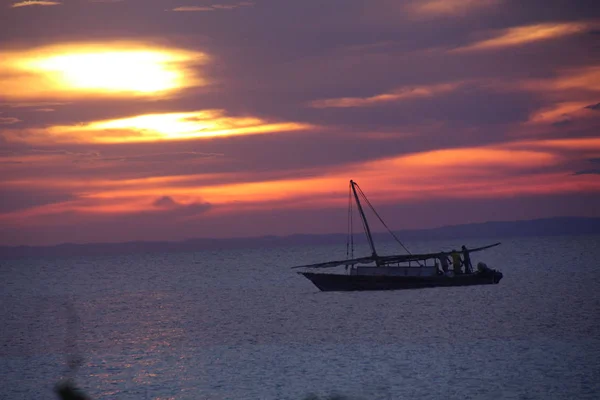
[1, 0, 599, 246]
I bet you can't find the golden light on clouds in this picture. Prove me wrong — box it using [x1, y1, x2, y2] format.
[73, 144, 589, 209]
[2, 138, 599, 226]
[535, 67, 600, 92]
[516, 137, 600, 151]
[11, 1, 61, 7]
[170, 2, 255, 12]
[171, 6, 214, 11]
[0, 42, 206, 99]
[526, 101, 586, 124]
[0, 117, 22, 125]
[407, 0, 499, 17]
[454, 22, 592, 52]
[517, 67, 600, 125]
[193, 146, 558, 206]
[310, 82, 460, 108]
[39, 110, 312, 143]
[387, 147, 557, 169]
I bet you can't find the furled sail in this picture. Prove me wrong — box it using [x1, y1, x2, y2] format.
[291, 256, 375, 269]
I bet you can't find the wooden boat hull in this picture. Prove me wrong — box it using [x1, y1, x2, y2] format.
[299, 270, 503, 292]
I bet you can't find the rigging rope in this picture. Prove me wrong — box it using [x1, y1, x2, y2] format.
[356, 203, 373, 255]
[354, 183, 423, 266]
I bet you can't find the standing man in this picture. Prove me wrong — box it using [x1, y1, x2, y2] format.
[451, 250, 463, 274]
[462, 245, 473, 273]
[438, 253, 451, 274]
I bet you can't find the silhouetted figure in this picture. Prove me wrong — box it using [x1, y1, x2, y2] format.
[462, 245, 473, 273]
[451, 249, 463, 274]
[438, 253, 450, 274]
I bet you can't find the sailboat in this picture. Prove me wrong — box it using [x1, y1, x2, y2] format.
[293, 180, 503, 291]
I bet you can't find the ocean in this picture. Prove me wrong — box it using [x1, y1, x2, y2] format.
[1, 235, 599, 399]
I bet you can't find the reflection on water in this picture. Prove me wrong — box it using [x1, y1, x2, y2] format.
[1, 236, 600, 399]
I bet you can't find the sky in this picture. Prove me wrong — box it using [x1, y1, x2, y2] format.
[0, 0, 599, 246]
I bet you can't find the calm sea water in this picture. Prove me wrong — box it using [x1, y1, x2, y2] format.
[1, 235, 599, 399]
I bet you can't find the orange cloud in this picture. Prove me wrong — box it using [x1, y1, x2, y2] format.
[0, 101, 70, 108]
[76, 144, 586, 211]
[190, 142, 591, 206]
[0, 42, 206, 99]
[383, 147, 557, 169]
[310, 82, 461, 108]
[406, 0, 499, 18]
[2, 138, 598, 225]
[1, 173, 199, 192]
[171, 6, 214, 12]
[169, 2, 254, 12]
[0, 117, 22, 125]
[526, 101, 591, 125]
[515, 137, 600, 151]
[504, 67, 600, 126]
[2, 110, 313, 144]
[454, 22, 593, 52]
[523, 66, 600, 93]
[11, 1, 61, 7]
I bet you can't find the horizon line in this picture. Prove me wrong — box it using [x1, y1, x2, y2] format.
[2, 215, 598, 249]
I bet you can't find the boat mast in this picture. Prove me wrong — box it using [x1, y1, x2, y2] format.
[350, 180, 378, 259]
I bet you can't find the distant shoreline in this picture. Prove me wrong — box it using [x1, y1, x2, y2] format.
[1, 216, 599, 260]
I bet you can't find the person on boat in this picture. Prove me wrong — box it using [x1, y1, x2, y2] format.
[461, 245, 473, 273]
[451, 250, 463, 274]
[438, 253, 450, 274]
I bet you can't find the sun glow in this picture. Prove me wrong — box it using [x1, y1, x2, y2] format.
[0, 42, 205, 98]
